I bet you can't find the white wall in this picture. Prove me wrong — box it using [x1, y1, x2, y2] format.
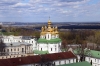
[2, 35, 37, 52]
[36, 43, 61, 54]
[85, 57, 100, 66]
[1, 44, 32, 56]
[54, 58, 76, 65]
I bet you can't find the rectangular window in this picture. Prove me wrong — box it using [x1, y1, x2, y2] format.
[32, 41, 33, 43]
[11, 49, 12, 52]
[48, 35, 49, 39]
[65, 60, 66, 64]
[89, 58, 90, 61]
[59, 61, 61, 65]
[51, 48, 52, 51]
[7, 49, 9, 52]
[3, 49, 5, 52]
[55, 45, 56, 47]
[22, 48, 24, 52]
[69, 60, 70, 63]
[14, 49, 16, 51]
[18, 48, 19, 51]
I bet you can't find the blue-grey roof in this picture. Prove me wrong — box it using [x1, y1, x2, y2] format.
[22, 36, 32, 40]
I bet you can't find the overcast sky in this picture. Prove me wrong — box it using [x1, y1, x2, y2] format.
[0, 0, 100, 22]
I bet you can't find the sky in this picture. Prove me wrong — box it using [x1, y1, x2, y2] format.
[0, 0, 100, 22]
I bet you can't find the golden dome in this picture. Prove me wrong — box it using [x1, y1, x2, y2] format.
[40, 19, 59, 36]
[52, 32, 56, 35]
[47, 27, 53, 32]
[54, 26, 59, 34]
[41, 32, 46, 35]
[55, 31, 59, 34]
[48, 19, 52, 28]
[41, 26, 44, 32]
[48, 19, 51, 22]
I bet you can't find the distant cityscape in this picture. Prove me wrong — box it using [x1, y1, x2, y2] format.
[1, 22, 100, 30]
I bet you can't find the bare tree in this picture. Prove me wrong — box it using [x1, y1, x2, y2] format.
[0, 39, 6, 56]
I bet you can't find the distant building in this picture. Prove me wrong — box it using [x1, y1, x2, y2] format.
[0, 22, 3, 25]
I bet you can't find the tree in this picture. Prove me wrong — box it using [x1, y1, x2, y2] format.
[61, 40, 67, 51]
[0, 25, 2, 29]
[87, 31, 100, 50]
[0, 39, 6, 56]
[94, 31, 100, 50]
[87, 36, 95, 49]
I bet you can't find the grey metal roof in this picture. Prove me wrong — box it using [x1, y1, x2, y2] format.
[22, 36, 32, 40]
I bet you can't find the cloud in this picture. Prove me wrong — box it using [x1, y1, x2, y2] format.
[59, 0, 85, 2]
[0, 0, 100, 22]
[52, 0, 90, 7]
[0, 0, 21, 6]
[12, 3, 32, 8]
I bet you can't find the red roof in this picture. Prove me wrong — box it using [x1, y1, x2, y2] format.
[0, 51, 76, 66]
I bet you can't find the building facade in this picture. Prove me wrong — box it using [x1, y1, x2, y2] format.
[34, 19, 62, 55]
[73, 48, 100, 66]
[0, 51, 77, 66]
[0, 35, 36, 56]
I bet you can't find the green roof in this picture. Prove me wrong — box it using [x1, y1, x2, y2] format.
[58, 61, 91, 66]
[34, 50, 49, 54]
[73, 48, 100, 58]
[86, 50, 100, 58]
[73, 48, 82, 54]
[37, 38, 61, 43]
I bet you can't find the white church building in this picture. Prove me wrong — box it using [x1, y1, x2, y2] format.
[33, 19, 62, 55]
